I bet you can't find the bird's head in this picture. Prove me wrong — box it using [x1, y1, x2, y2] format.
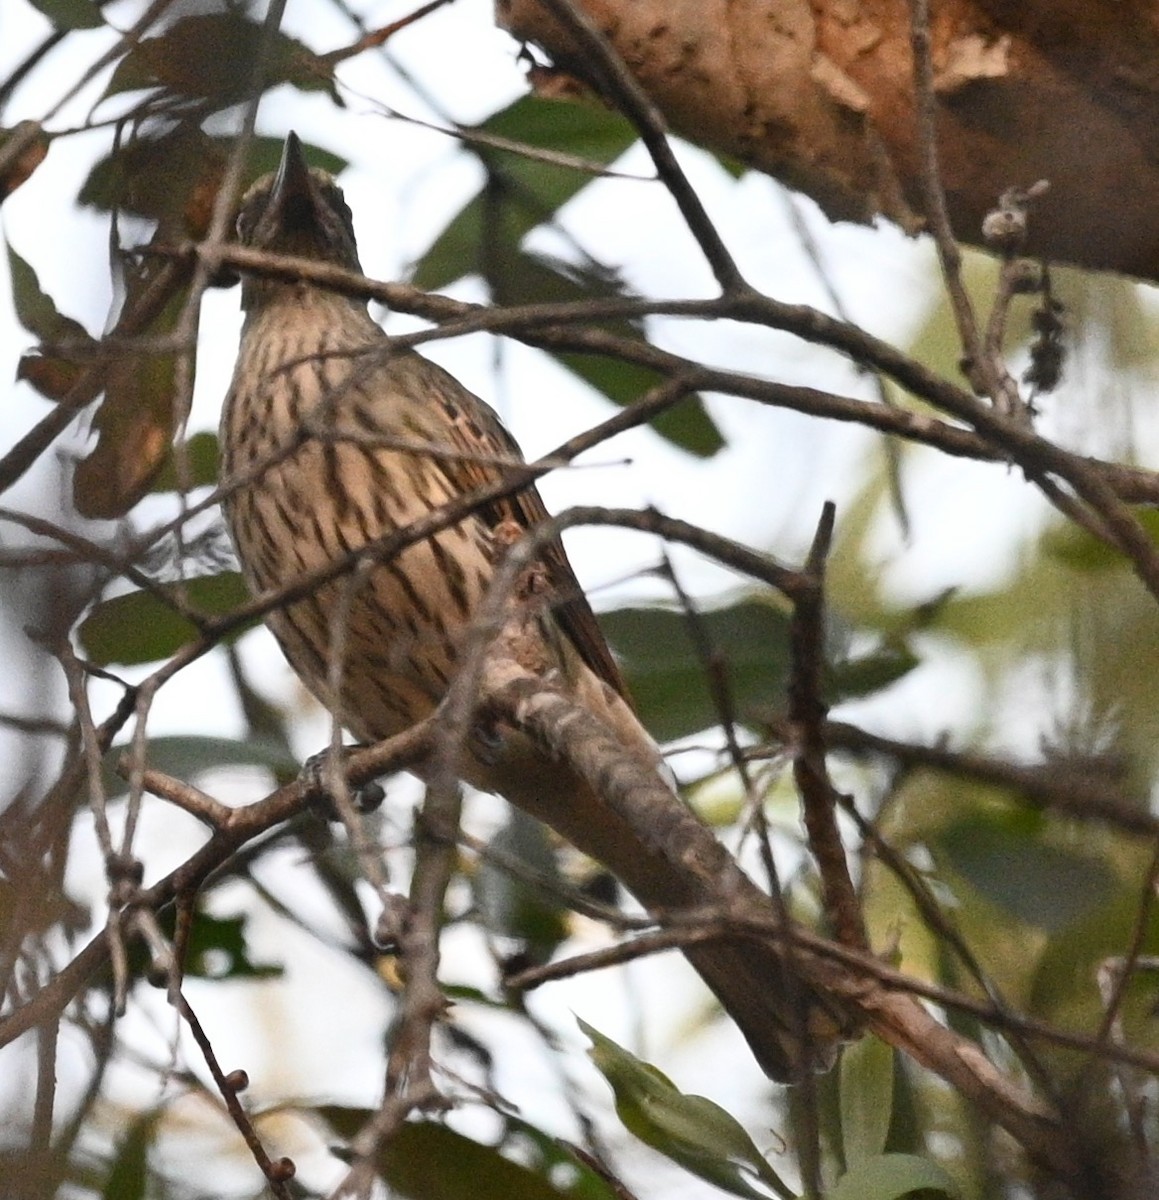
[235, 132, 363, 293]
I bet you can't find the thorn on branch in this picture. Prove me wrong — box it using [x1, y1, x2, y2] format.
[804, 501, 836, 576]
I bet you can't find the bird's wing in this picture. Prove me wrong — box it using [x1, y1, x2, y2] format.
[404, 352, 632, 704]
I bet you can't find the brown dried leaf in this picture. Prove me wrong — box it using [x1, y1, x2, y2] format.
[79, 124, 226, 235]
[72, 262, 190, 519]
[0, 123, 49, 201]
[17, 355, 101, 404]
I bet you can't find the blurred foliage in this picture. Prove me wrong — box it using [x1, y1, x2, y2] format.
[473, 809, 570, 967]
[319, 1108, 619, 1199]
[412, 94, 724, 457]
[601, 596, 794, 742]
[833, 255, 1159, 1105]
[105, 15, 337, 104]
[147, 431, 221, 494]
[581, 1018, 795, 1200]
[839, 1034, 894, 1169]
[126, 909, 283, 982]
[79, 572, 253, 665]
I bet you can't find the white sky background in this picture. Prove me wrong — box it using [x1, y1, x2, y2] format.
[1, 0, 1125, 1194]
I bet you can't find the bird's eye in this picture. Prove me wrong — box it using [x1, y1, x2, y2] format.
[235, 178, 274, 245]
[235, 203, 255, 244]
[320, 185, 355, 233]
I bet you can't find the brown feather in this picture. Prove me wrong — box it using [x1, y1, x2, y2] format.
[405, 350, 632, 703]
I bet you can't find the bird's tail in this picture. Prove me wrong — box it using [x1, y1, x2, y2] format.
[481, 668, 853, 1082]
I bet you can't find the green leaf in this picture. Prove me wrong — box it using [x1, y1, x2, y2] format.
[80, 130, 347, 224]
[483, 94, 638, 169]
[409, 94, 721, 458]
[104, 14, 337, 103]
[102, 734, 299, 796]
[102, 1113, 154, 1200]
[474, 810, 569, 965]
[318, 1112, 609, 1199]
[147, 432, 220, 493]
[600, 596, 792, 742]
[483, 247, 635, 321]
[935, 813, 1116, 932]
[840, 1036, 894, 1167]
[80, 126, 217, 223]
[181, 912, 282, 980]
[6, 242, 93, 344]
[29, 0, 102, 29]
[1043, 510, 1159, 574]
[515, 257, 723, 457]
[581, 1019, 794, 1200]
[412, 95, 637, 290]
[411, 194, 484, 292]
[829, 641, 920, 702]
[79, 573, 253, 666]
[829, 1153, 960, 1200]
[554, 350, 724, 456]
[1029, 886, 1159, 1029]
[486, 251, 724, 457]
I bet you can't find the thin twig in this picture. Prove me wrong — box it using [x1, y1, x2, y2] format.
[320, 560, 394, 899]
[319, 0, 452, 64]
[535, 0, 746, 293]
[506, 914, 1159, 1077]
[129, 765, 232, 828]
[1095, 839, 1159, 1047]
[833, 789, 1054, 1096]
[164, 238, 1159, 510]
[654, 553, 783, 898]
[905, 0, 1023, 419]
[801, 718, 1155, 837]
[787, 504, 865, 952]
[174, 989, 296, 1198]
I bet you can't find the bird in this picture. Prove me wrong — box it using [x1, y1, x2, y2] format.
[219, 131, 849, 1082]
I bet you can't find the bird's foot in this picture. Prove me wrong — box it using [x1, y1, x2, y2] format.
[470, 716, 507, 766]
[300, 745, 386, 819]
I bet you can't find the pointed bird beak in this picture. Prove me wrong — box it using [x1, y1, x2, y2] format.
[268, 131, 318, 226]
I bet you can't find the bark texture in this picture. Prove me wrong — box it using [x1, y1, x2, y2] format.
[497, 0, 1159, 282]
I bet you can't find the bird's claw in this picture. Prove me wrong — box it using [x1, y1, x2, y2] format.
[470, 717, 506, 766]
[300, 746, 386, 819]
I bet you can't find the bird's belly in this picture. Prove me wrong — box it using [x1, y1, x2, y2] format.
[224, 437, 495, 742]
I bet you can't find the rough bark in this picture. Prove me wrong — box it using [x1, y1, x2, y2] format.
[497, 0, 1159, 282]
